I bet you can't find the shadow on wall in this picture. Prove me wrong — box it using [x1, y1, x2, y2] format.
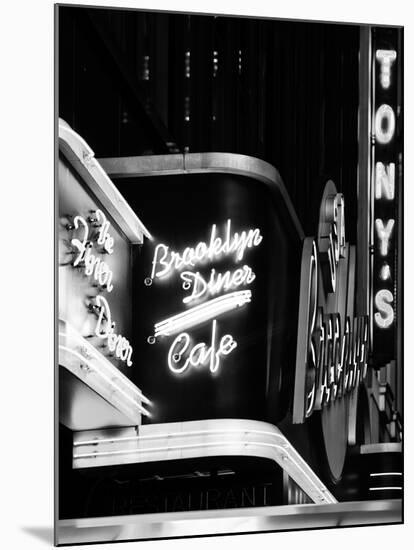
[20, 526, 54, 545]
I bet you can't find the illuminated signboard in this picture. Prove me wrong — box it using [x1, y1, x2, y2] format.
[149, 220, 263, 375]
[293, 180, 369, 480]
[58, 120, 152, 430]
[371, 28, 402, 364]
[109, 162, 303, 426]
[68, 209, 133, 366]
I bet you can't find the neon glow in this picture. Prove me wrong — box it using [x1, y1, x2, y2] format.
[167, 319, 237, 374]
[150, 219, 263, 279]
[71, 214, 114, 292]
[375, 162, 395, 200]
[68, 211, 136, 365]
[375, 218, 395, 256]
[154, 290, 251, 337]
[181, 265, 256, 304]
[375, 104, 396, 145]
[94, 295, 133, 366]
[380, 264, 391, 281]
[374, 289, 394, 328]
[369, 472, 402, 477]
[95, 209, 114, 254]
[376, 49, 397, 89]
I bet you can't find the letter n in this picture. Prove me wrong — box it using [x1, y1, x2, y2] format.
[375, 162, 395, 200]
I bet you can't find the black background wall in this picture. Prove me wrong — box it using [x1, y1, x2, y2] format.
[58, 5, 360, 241]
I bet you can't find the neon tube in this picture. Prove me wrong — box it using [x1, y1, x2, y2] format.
[154, 290, 251, 337]
[370, 472, 402, 477]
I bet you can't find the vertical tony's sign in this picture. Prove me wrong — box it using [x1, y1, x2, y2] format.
[371, 28, 403, 366]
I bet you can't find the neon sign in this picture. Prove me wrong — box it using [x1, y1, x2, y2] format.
[150, 219, 263, 279]
[167, 319, 237, 374]
[154, 291, 252, 337]
[376, 49, 397, 89]
[71, 209, 116, 289]
[372, 43, 400, 336]
[181, 265, 255, 304]
[69, 210, 134, 366]
[293, 183, 369, 423]
[148, 220, 262, 376]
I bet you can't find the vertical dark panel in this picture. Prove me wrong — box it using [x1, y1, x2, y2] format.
[189, 15, 214, 152]
[168, 14, 186, 152]
[59, 8, 361, 243]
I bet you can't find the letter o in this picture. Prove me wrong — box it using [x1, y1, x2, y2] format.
[375, 104, 396, 144]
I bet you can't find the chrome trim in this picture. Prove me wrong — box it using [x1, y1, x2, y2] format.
[73, 419, 336, 505]
[98, 152, 304, 240]
[57, 499, 402, 545]
[59, 320, 151, 429]
[360, 443, 402, 454]
[58, 119, 152, 243]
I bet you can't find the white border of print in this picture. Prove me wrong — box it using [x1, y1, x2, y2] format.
[1, 1, 411, 549]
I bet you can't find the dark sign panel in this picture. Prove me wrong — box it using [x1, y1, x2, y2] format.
[112, 160, 303, 425]
[371, 27, 402, 365]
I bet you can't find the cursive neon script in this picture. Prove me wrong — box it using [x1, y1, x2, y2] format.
[69, 209, 133, 367]
[181, 265, 256, 304]
[71, 211, 114, 292]
[167, 319, 237, 374]
[150, 219, 263, 279]
[94, 295, 133, 366]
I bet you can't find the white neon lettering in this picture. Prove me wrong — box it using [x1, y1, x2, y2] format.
[374, 289, 394, 329]
[168, 333, 191, 374]
[167, 319, 237, 375]
[375, 104, 396, 144]
[69, 211, 132, 368]
[375, 218, 395, 256]
[150, 219, 263, 279]
[154, 290, 251, 337]
[71, 214, 115, 291]
[375, 162, 395, 200]
[95, 209, 114, 254]
[150, 244, 172, 279]
[93, 295, 133, 366]
[376, 50, 397, 89]
[181, 265, 256, 304]
[380, 263, 391, 281]
[71, 215, 89, 266]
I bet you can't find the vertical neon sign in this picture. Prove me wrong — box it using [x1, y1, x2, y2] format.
[371, 28, 402, 364]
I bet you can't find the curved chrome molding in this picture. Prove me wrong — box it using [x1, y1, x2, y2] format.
[58, 119, 152, 243]
[57, 499, 401, 545]
[73, 418, 336, 505]
[98, 152, 304, 240]
[59, 320, 152, 426]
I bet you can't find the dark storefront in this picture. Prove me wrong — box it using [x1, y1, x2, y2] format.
[56, 5, 403, 545]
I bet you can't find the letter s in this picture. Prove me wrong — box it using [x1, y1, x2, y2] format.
[374, 289, 394, 329]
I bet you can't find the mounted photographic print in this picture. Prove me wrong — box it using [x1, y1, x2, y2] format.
[55, 4, 403, 545]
